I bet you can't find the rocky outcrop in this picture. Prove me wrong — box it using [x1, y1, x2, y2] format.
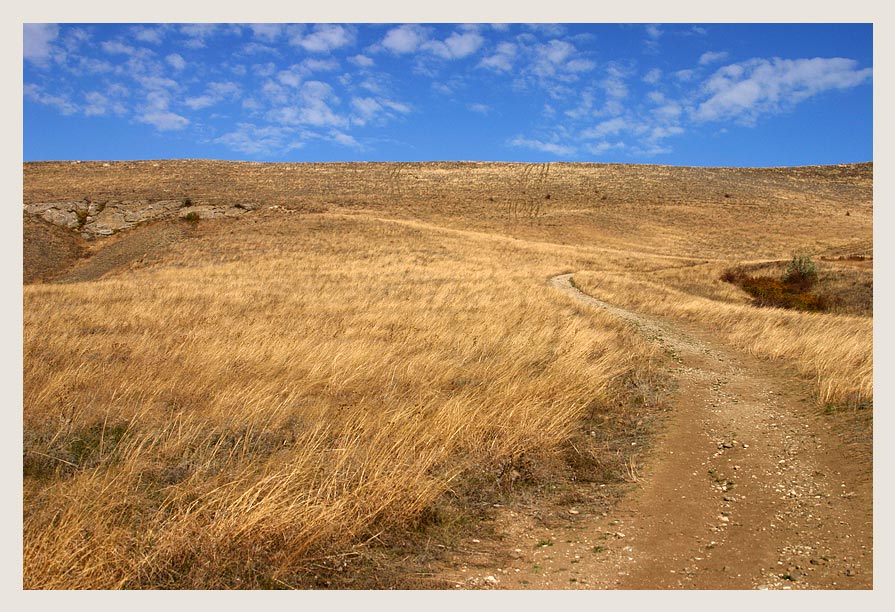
[23, 199, 260, 239]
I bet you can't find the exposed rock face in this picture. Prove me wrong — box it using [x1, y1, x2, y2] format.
[23, 199, 260, 238]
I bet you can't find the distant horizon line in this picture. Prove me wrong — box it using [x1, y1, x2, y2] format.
[22, 158, 874, 170]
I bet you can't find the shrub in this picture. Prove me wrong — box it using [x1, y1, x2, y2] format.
[181, 197, 193, 207]
[182, 211, 201, 223]
[782, 253, 818, 288]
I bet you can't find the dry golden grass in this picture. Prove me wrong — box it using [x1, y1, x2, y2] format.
[22, 161, 872, 589]
[23, 213, 663, 588]
[572, 267, 871, 408]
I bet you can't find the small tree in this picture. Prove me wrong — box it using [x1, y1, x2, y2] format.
[783, 253, 818, 288]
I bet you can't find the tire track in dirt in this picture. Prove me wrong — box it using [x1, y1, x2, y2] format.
[438, 274, 871, 590]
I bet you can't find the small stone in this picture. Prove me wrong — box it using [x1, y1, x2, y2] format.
[569, 508, 580, 515]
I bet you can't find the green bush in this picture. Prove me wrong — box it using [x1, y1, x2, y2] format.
[783, 253, 818, 288]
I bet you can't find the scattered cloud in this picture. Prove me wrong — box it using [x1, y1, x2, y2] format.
[699, 51, 729, 66]
[379, 24, 429, 54]
[250, 24, 284, 43]
[133, 25, 166, 45]
[328, 129, 361, 148]
[695, 57, 872, 124]
[479, 42, 517, 72]
[101, 40, 135, 55]
[349, 54, 374, 67]
[422, 30, 485, 60]
[586, 140, 625, 155]
[166, 53, 186, 71]
[24, 83, 77, 114]
[643, 68, 662, 84]
[509, 136, 575, 157]
[23, 24, 872, 162]
[581, 117, 628, 140]
[23, 23, 59, 64]
[215, 122, 303, 156]
[185, 81, 241, 110]
[291, 24, 353, 53]
[179, 24, 217, 48]
[644, 24, 662, 52]
[141, 112, 189, 130]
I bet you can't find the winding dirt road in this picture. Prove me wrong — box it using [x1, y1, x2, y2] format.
[440, 274, 872, 590]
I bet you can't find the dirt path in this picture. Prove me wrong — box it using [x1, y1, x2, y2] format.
[436, 273, 871, 590]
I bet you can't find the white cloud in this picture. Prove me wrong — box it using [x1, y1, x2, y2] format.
[185, 82, 240, 111]
[381, 99, 411, 114]
[581, 117, 628, 140]
[180, 24, 221, 49]
[543, 40, 575, 65]
[277, 66, 304, 88]
[261, 79, 288, 104]
[242, 42, 279, 55]
[653, 102, 682, 121]
[136, 75, 178, 91]
[601, 66, 629, 100]
[644, 24, 662, 52]
[215, 122, 303, 156]
[380, 24, 428, 54]
[269, 80, 347, 129]
[292, 24, 353, 53]
[468, 103, 490, 114]
[643, 68, 662, 84]
[101, 40, 135, 55]
[75, 56, 114, 74]
[253, 62, 277, 78]
[133, 26, 165, 44]
[566, 59, 595, 73]
[695, 57, 872, 124]
[250, 24, 284, 42]
[349, 54, 374, 67]
[586, 141, 625, 155]
[83, 91, 110, 116]
[328, 129, 361, 148]
[303, 58, 339, 72]
[24, 23, 59, 64]
[351, 96, 381, 125]
[139, 110, 189, 131]
[185, 95, 214, 110]
[422, 31, 485, 60]
[564, 91, 594, 120]
[509, 136, 575, 157]
[349, 95, 411, 127]
[166, 53, 186, 71]
[530, 40, 576, 78]
[24, 83, 77, 114]
[479, 42, 517, 72]
[699, 51, 729, 66]
[136, 90, 188, 130]
[674, 69, 696, 82]
[648, 126, 684, 142]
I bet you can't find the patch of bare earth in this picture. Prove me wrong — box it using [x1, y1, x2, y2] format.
[431, 275, 871, 590]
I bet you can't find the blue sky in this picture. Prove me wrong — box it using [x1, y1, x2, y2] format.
[22, 23, 873, 166]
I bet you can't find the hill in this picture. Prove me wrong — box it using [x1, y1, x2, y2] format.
[22, 160, 872, 589]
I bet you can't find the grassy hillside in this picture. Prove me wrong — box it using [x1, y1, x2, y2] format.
[22, 160, 872, 588]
